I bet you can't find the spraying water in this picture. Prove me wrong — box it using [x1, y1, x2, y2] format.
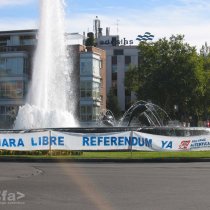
[14, 0, 77, 129]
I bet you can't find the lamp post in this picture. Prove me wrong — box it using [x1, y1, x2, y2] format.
[174, 104, 178, 120]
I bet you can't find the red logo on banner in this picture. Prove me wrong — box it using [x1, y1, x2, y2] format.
[179, 140, 191, 150]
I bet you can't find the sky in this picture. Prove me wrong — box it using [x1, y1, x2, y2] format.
[0, 0, 210, 50]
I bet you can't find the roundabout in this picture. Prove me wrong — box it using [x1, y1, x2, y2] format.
[1, 162, 210, 210]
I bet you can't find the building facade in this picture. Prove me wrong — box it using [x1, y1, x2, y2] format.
[68, 44, 106, 125]
[94, 17, 139, 112]
[0, 30, 106, 128]
[104, 46, 138, 111]
[0, 30, 36, 128]
[97, 37, 138, 112]
[80, 46, 106, 125]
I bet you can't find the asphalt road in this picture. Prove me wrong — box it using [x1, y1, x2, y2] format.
[0, 162, 210, 210]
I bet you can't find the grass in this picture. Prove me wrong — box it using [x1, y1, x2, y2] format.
[81, 151, 210, 159]
[1, 150, 210, 159]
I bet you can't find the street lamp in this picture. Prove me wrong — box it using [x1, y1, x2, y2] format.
[174, 104, 178, 120]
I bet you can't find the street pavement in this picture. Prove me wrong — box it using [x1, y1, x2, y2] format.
[0, 162, 210, 210]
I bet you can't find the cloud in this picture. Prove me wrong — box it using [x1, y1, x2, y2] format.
[0, 0, 208, 50]
[0, 18, 37, 31]
[0, 0, 33, 7]
[65, 0, 210, 50]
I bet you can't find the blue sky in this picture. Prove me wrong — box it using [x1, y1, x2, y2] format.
[0, 0, 210, 50]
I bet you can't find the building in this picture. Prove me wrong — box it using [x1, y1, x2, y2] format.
[0, 30, 106, 128]
[102, 45, 138, 111]
[95, 19, 139, 112]
[68, 44, 107, 125]
[93, 16, 101, 39]
[0, 29, 36, 128]
[69, 44, 106, 126]
[80, 46, 106, 125]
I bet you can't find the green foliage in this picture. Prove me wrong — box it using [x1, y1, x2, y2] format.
[2, 151, 210, 159]
[200, 43, 210, 119]
[85, 32, 95, 46]
[125, 35, 206, 121]
[106, 88, 121, 118]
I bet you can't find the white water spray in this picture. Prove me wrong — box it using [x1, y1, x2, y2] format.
[14, 0, 77, 129]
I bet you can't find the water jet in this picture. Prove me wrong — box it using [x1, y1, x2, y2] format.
[14, 0, 77, 129]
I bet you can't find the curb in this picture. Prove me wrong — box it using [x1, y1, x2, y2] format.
[1, 157, 210, 163]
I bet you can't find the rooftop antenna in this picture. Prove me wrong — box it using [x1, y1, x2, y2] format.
[115, 19, 120, 35]
[93, 16, 101, 39]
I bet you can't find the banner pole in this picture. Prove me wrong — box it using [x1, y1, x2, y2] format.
[49, 130, 52, 156]
[130, 131, 133, 158]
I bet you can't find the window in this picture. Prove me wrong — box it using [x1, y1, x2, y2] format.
[0, 58, 6, 73]
[80, 81, 91, 98]
[125, 56, 131, 71]
[112, 56, 117, 65]
[112, 72, 117, 80]
[92, 106, 100, 120]
[0, 81, 24, 99]
[125, 56, 131, 64]
[114, 49, 124, 55]
[112, 56, 117, 73]
[93, 58, 100, 77]
[24, 58, 28, 74]
[112, 80, 117, 87]
[20, 35, 36, 45]
[80, 81, 100, 99]
[80, 60, 92, 75]
[92, 82, 100, 98]
[0, 36, 10, 46]
[0, 58, 6, 64]
[80, 105, 92, 121]
[0, 106, 5, 114]
[112, 66, 117, 73]
[0, 57, 25, 75]
[80, 105, 100, 121]
[0, 105, 18, 121]
[125, 89, 131, 110]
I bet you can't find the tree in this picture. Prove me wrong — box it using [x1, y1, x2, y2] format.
[125, 35, 206, 122]
[200, 42, 210, 58]
[85, 32, 95, 46]
[200, 42, 210, 120]
[106, 88, 121, 119]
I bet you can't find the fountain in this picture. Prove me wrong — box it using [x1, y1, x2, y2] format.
[9, 0, 210, 153]
[14, 0, 77, 129]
